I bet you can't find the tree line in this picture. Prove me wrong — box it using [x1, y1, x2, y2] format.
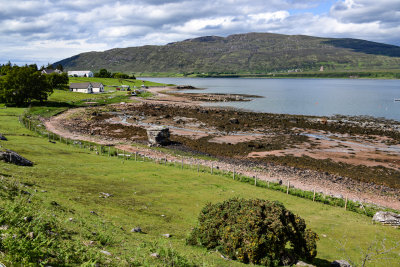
[0, 62, 68, 106]
[94, 68, 136, 79]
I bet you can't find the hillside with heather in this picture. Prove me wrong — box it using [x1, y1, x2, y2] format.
[54, 32, 400, 74]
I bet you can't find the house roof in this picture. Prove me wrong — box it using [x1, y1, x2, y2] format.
[42, 69, 62, 74]
[68, 71, 93, 75]
[91, 82, 103, 87]
[69, 82, 92, 89]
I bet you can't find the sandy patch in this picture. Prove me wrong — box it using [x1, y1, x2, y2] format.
[209, 134, 265, 144]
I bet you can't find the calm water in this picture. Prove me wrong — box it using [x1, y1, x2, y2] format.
[141, 77, 400, 121]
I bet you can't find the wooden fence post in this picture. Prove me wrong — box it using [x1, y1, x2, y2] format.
[344, 196, 348, 210]
[313, 189, 316, 202]
[135, 152, 137, 161]
[286, 181, 290, 194]
[211, 163, 213, 174]
[233, 168, 235, 180]
[181, 158, 183, 169]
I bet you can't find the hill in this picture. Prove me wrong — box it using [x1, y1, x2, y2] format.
[54, 32, 400, 74]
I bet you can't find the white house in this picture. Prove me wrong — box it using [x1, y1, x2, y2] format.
[67, 71, 94, 77]
[91, 82, 104, 93]
[42, 69, 62, 75]
[69, 82, 93, 93]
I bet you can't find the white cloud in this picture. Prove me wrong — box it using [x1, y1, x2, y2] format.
[0, 0, 399, 66]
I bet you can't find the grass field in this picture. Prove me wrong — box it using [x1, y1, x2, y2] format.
[68, 77, 167, 88]
[1, 107, 400, 266]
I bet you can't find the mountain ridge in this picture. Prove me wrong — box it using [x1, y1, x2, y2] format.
[54, 32, 400, 74]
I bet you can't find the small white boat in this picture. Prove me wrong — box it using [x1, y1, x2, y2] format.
[395, 99, 400, 102]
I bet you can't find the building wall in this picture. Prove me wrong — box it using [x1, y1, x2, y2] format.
[92, 86, 104, 93]
[71, 88, 92, 93]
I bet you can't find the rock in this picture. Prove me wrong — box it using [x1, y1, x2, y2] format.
[0, 150, 33, 166]
[83, 240, 95, 247]
[0, 134, 7, 141]
[296, 261, 316, 266]
[162, 233, 171, 238]
[27, 232, 34, 239]
[331, 260, 352, 267]
[90, 211, 98, 216]
[100, 250, 112, 256]
[229, 118, 239, 124]
[131, 227, 142, 233]
[372, 211, 400, 226]
[146, 127, 170, 146]
[150, 253, 159, 258]
[99, 192, 113, 198]
[23, 216, 33, 222]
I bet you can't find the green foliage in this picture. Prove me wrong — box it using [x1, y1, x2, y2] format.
[54, 33, 400, 74]
[0, 178, 104, 266]
[0, 65, 53, 106]
[187, 198, 319, 266]
[94, 68, 112, 78]
[45, 72, 69, 90]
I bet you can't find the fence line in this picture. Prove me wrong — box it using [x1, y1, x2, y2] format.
[17, 115, 389, 217]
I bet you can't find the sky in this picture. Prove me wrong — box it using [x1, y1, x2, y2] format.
[1, 0, 400, 66]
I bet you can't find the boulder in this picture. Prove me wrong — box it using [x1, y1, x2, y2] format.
[0, 150, 33, 166]
[331, 260, 352, 267]
[229, 118, 239, 124]
[372, 211, 400, 226]
[0, 134, 7, 141]
[146, 127, 170, 146]
[296, 261, 316, 267]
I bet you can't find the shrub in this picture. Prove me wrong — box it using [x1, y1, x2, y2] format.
[187, 198, 318, 266]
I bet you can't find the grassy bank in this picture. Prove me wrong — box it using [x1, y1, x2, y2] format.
[1, 107, 400, 266]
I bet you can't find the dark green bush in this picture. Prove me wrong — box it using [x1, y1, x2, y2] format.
[187, 198, 318, 266]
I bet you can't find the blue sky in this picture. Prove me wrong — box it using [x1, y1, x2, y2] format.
[1, 0, 399, 66]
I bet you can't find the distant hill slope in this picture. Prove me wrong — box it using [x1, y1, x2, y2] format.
[54, 32, 400, 74]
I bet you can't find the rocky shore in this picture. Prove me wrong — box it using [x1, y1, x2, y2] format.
[45, 86, 400, 210]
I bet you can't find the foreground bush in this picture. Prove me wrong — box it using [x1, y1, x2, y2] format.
[187, 198, 318, 266]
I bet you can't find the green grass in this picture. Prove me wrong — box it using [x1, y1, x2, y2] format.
[1, 108, 400, 266]
[68, 77, 166, 88]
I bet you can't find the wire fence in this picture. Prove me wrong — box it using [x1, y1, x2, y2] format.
[17, 115, 394, 217]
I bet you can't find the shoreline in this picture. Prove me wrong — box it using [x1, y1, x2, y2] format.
[43, 86, 400, 210]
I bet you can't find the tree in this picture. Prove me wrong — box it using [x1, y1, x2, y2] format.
[187, 198, 319, 266]
[46, 72, 68, 90]
[55, 64, 64, 72]
[94, 68, 112, 78]
[0, 66, 53, 106]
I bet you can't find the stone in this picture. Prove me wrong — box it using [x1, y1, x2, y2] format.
[296, 261, 316, 266]
[331, 260, 352, 267]
[131, 227, 142, 233]
[372, 211, 400, 226]
[100, 250, 112, 256]
[99, 192, 113, 198]
[0, 150, 33, 166]
[229, 118, 239, 124]
[150, 253, 159, 258]
[27, 232, 34, 239]
[162, 233, 171, 238]
[0, 134, 7, 141]
[146, 127, 170, 146]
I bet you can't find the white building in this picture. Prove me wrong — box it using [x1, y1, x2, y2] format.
[67, 70, 94, 77]
[69, 82, 93, 93]
[91, 82, 104, 93]
[42, 69, 62, 75]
